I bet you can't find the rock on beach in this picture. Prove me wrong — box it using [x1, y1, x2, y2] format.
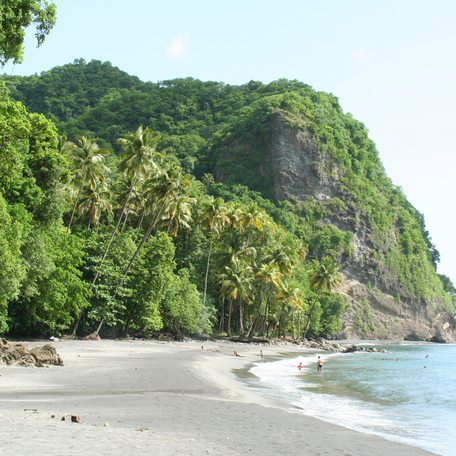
[0, 339, 63, 367]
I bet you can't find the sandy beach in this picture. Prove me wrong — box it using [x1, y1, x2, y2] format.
[0, 339, 436, 456]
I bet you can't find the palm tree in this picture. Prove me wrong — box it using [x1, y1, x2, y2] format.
[218, 258, 253, 336]
[77, 183, 112, 229]
[246, 261, 283, 338]
[91, 126, 159, 287]
[303, 256, 341, 339]
[264, 248, 294, 277]
[62, 137, 109, 231]
[235, 203, 267, 245]
[122, 168, 186, 277]
[199, 196, 230, 306]
[71, 127, 159, 337]
[275, 282, 304, 339]
[115, 174, 144, 233]
[161, 193, 196, 237]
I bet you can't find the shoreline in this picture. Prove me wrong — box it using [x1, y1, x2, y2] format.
[0, 339, 437, 456]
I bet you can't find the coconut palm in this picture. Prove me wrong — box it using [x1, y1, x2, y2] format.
[122, 168, 187, 277]
[199, 196, 230, 306]
[161, 193, 196, 237]
[264, 248, 294, 277]
[114, 174, 144, 233]
[275, 282, 304, 339]
[218, 258, 254, 336]
[246, 262, 283, 338]
[303, 256, 341, 338]
[234, 203, 267, 245]
[91, 126, 159, 287]
[77, 183, 113, 229]
[62, 137, 109, 230]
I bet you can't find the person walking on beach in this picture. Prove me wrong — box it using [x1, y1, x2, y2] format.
[317, 356, 323, 373]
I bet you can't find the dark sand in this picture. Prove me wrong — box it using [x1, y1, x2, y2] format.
[0, 340, 436, 455]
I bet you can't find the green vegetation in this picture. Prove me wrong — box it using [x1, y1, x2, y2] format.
[354, 298, 377, 335]
[0, 0, 56, 66]
[0, 59, 454, 339]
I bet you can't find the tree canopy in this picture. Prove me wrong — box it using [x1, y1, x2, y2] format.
[0, 0, 56, 66]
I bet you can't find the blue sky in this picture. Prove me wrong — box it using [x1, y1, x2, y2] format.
[5, 0, 456, 282]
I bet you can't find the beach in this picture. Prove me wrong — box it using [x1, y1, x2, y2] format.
[0, 340, 436, 456]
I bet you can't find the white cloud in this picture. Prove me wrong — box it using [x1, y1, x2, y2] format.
[167, 34, 190, 59]
[354, 47, 371, 63]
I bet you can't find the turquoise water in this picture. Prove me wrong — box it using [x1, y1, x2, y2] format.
[249, 344, 456, 456]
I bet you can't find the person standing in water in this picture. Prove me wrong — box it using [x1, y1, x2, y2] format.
[317, 356, 323, 373]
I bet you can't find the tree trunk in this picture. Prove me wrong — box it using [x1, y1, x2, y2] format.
[292, 308, 295, 339]
[246, 295, 262, 338]
[298, 311, 301, 340]
[202, 238, 213, 306]
[262, 299, 270, 337]
[95, 318, 105, 336]
[134, 209, 146, 242]
[303, 298, 317, 340]
[123, 301, 138, 337]
[121, 211, 129, 233]
[123, 200, 167, 277]
[73, 184, 136, 337]
[71, 307, 86, 337]
[67, 186, 82, 231]
[239, 297, 244, 336]
[218, 296, 225, 332]
[91, 181, 136, 287]
[227, 300, 233, 336]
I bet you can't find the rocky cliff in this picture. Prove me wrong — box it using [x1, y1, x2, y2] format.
[214, 102, 455, 342]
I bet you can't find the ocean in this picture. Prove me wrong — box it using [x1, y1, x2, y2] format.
[248, 343, 456, 456]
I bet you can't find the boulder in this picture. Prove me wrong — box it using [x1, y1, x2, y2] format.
[29, 345, 64, 366]
[0, 340, 63, 367]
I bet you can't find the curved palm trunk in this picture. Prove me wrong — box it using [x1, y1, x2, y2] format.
[92, 198, 167, 337]
[121, 211, 129, 233]
[91, 181, 136, 287]
[123, 199, 167, 277]
[71, 184, 136, 336]
[67, 187, 82, 231]
[134, 209, 146, 242]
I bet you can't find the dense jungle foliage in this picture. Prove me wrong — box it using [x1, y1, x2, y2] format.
[0, 59, 453, 338]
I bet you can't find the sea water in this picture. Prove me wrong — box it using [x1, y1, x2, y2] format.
[248, 344, 456, 456]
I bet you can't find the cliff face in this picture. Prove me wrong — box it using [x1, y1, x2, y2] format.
[215, 111, 455, 342]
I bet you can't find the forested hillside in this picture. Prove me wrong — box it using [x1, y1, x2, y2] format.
[1, 59, 454, 341]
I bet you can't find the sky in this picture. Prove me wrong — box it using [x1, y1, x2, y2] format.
[4, 0, 456, 283]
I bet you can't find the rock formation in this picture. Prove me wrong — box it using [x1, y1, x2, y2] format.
[0, 339, 64, 367]
[214, 111, 455, 342]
